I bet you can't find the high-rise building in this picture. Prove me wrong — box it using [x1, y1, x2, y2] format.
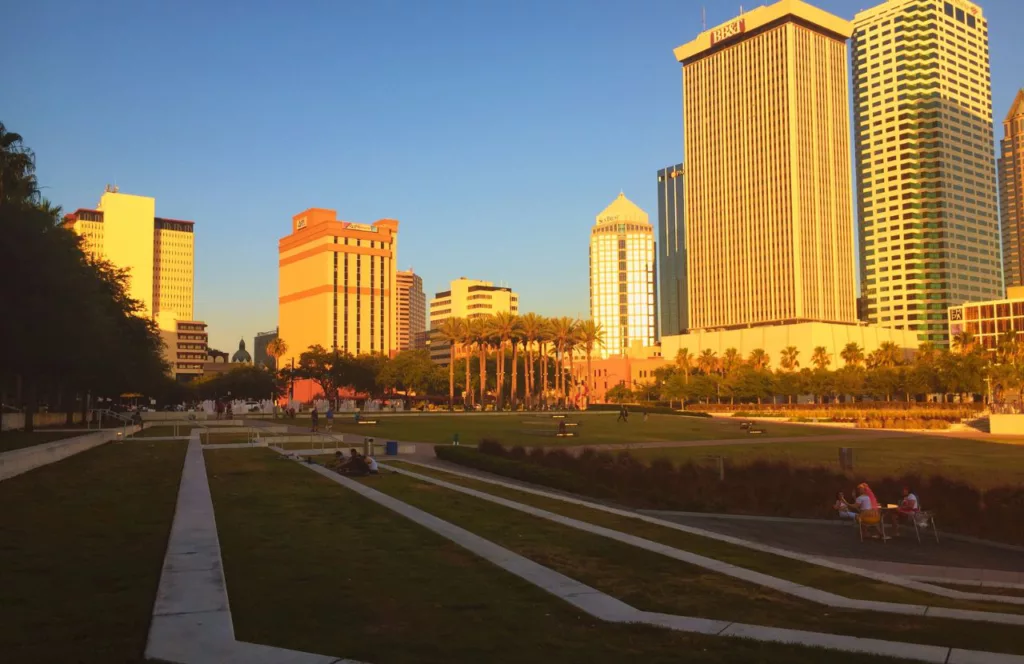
[1000, 89, 1024, 288]
[253, 328, 278, 369]
[396, 269, 426, 352]
[159, 320, 208, 381]
[278, 208, 398, 367]
[589, 193, 657, 358]
[63, 186, 195, 323]
[852, 0, 1002, 344]
[428, 277, 519, 364]
[657, 164, 687, 336]
[674, 0, 858, 332]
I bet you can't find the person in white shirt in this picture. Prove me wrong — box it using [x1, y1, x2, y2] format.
[365, 456, 379, 475]
[834, 492, 856, 520]
[893, 486, 920, 534]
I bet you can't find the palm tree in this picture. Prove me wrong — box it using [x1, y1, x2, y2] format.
[952, 330, 976, 355]
[467, 316, 490, 409]
[779, 346, 799, 372]
[265, 336, 288, 370]
[748, 348, 770, 371]
[549, 316, 577, 407]
[518, 313, 544, 409]
[0, 122, 39, 205]
[876, 341, 902, 369]
[577, 319, 604, 406]
[697, 349, 718, 375]
[811, 346, 832, 371]
[436, 317, 465, 410]
[509, 316, 523, 410]
[538, 317, 554, 408]
[488, 312, 517, 410]
[459, 318, 474, 409]
[721, 348, 741, 376]
[840, 342, 864, 368]
[675, 347, 694, 385]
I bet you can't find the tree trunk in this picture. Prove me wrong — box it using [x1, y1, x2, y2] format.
[586, 350, 592, 410]
[448, 345, 455, 410]
[23, 374, 37, 433]
[511, 342, 519, 411]
[464, 346, 472, 408]
[479, 346, 486, 410]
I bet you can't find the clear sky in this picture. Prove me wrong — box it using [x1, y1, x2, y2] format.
[3, 0, 1023, 351]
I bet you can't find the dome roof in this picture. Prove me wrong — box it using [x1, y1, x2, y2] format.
[595, 192, 649, 227]
[231, 338, 252, 363]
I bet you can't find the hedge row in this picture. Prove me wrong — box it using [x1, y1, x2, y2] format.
[587, 404, 711, 417]
[435, 442, 1024, 547]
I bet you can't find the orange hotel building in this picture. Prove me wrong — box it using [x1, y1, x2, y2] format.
[278, 209, 399, 377]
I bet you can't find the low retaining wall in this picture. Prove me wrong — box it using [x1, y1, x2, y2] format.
[0, 426, 140, 482]
[1, 411, 87, 431]
[991, 414, 1024, 436]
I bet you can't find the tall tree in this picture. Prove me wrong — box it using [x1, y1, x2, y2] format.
[675, 347, 694, 385]
[840, 342, 865, 368]
[549, 317, 577, 406]
[811, 346, 832, 371]
[435, 317, 465, 410]
[779, 346, 800, 372]
[266, 337, 288, 371]
[518, 312, 544, 409]
[748, 348, 770, 371]
[577, 319, 604, 405]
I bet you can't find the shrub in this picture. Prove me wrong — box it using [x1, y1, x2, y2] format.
[586, 403, 711, 417]
[435, 443, 1024, 547]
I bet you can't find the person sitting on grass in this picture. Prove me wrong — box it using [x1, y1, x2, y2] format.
[365, 455, 379, 475]
[833, 491, 856, 521]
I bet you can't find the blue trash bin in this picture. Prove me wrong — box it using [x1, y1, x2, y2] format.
[385, 440, 398, 456]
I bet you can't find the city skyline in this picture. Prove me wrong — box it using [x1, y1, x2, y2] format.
[4, 0, 1024, 351]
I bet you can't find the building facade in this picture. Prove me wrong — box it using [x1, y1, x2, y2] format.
[278, 208, 399, 367]
[396, 269, 426, 352]
[948, 286, 1024, 350]
[428, 277, 519, 364]
[1000, 89, 1024, 289]
[589, 193, 657, 359]
[852, 0, 1002, 345]
[674, 0, 858, 332]
[253, 328, 278, 369]
[158, 320, 208, 381]
[657, 164, 687, 337]
[63, 186, 195, 323]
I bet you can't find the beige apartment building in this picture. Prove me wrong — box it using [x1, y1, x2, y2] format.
[396, 269, 426, 352]
[852, 0, 1002, 345]
[948, 286, 1024, 351]
[674, 0, 858, 332]
[278, 208, 399, 367]
[1000, 89, 1024, 288]
[590, 193, 657, 358]
[428, 278, 519, 363]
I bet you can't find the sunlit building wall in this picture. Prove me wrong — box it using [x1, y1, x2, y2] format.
[428, 277, 519, 364]
[852, 0, 1002, 345]
[278, 208, 399, 367]
[396, 269, 426, 352]
[589, 193, 657, 359]
[674, 0, 858, 332]
[1000, 89, 1024, 288]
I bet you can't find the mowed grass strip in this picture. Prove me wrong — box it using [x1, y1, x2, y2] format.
[0, 440, 187, 663]
[204, 449, 910, 664]
[129, 424, 200, 438]
[359, 470, 1024, 656]
[627, 437, 1024, 489]
[276, 412, 842, 447]
[385, 460, 1024, 614]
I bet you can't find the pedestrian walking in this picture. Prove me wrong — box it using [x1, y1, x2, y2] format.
[617, 404, 629, 423]
[310, 406, 319, 433]
[325, 404, 334, 432]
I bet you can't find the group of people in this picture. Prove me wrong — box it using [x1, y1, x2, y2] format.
[615, 405, 649, 423]
[308, 406, 334, 433]
[327, 448, 379, 476]
[834, 482, 922, 537]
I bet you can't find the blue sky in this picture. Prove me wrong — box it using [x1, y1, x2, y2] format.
[3, 0, 1023, 351]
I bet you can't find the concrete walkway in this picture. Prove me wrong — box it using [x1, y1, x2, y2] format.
[295, 456, 1024, 664]
[396, 459, 1024, 610]
[145, 435, 364, 664]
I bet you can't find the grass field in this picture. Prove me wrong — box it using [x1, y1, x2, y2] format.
[0, 430, 81, 452]
[204, 449, 910, 664]
[0, 440, 186, 663]
[361, 470, 1024, 655]
[625, 436, 1024, 488]
[277, 412, 844, 447]
[129, 424, 200, 438]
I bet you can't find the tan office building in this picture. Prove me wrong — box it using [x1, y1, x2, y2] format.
[1000, 89, 1024, 288]
[428, 277, 519, 363]
[590, 193, 657, 358]
[278, 208, 399, 367]
[674, 0, 858, 332]
[948, 286, 1024, 351]
[852, 0, 1002, 345]
[64, 186, 195, 323]
[396, 269, 426, 352]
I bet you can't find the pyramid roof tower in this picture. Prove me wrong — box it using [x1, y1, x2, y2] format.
[594, 192, 649, 227]
[1006, 88, 1024, 123]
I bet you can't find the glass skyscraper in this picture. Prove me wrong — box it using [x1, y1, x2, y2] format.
[657, 164, 687, 336]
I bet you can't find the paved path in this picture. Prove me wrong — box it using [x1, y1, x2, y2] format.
[557, 433, 882, 454]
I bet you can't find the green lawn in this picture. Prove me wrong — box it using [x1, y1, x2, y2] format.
[0, 430, 81, 452]
[204, 449, 910, 664]
[0, 440, 187, 663]
[385, 460, 1021, 614]
[129, 424, 200, 438]
[625, 436, 1024, 488]
[278, 412, 844, 448]
[361, 471, 1024, 656]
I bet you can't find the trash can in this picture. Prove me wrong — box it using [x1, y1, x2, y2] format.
[386, 440, 399, 456]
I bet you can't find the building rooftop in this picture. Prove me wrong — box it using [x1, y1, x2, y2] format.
[595, 192, 648, 227]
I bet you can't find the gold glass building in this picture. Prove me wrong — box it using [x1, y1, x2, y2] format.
[396, 269, 426, 352]
[589, 193, 657, 358]
[674, 0, 858, 332]
[852, 0, 1002, 345]
[1000, 89, 1024, 288]
[278, 208, 399, 366]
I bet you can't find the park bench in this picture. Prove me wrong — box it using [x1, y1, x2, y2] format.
[356, 420, 379, 425]
[739, 421, 753, 430]
[747, 427, 765, 435]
